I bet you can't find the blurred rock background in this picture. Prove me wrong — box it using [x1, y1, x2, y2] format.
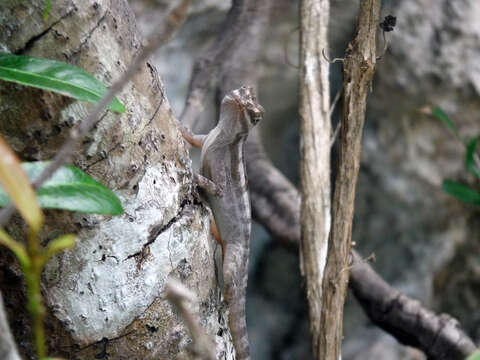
[131, 0, 480, 359]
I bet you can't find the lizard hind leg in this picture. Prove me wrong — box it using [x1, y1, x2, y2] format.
[210, 218, 225, 262]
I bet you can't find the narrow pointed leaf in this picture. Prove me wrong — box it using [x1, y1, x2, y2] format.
[0, 137, 43, 231]
[431, 106, 460, 139]
[43, 234, 75, 264]
[0, 162, 123, 215]
[0, 228, 29, 269]
[0, 53, 125, 113]
[465, 138, 479, 178]
[442, 180, 480, 205]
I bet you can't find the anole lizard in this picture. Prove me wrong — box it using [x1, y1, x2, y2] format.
[181, 86, 264, 360]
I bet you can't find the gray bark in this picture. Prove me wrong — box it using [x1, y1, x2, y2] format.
[0, 1, 229, 359]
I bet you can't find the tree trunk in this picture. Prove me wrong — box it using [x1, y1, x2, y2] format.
[0, 1, 231, 359]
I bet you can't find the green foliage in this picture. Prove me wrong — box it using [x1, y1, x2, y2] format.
[466, 138, 480, 178]
[466, 351, 480, 360]
[442, 180, 480, 206]
[0, 162, 124, 215]
[431, 106, 480, 206]
[431, 106, 460, 139]
[0, 53, 125, 113]
[43, 0, 51, 21]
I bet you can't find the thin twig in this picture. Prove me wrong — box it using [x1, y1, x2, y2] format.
[165, 279, 216, 360]
[322, 48, 344, 64]
[376, 30, 389, 60]
[329, 89, 343, 147]
[0, 0, 190, 227]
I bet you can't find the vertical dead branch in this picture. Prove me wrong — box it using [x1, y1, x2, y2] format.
[319, 0, 381, 358]
[165, 280, 216, 360]
[298, 0, 331, 359]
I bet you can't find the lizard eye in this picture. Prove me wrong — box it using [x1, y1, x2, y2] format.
[248, 107, 264, 125]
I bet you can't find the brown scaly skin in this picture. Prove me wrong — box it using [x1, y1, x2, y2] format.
[181, 86, 264, 360]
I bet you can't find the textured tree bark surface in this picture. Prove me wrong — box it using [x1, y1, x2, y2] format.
[0, 1, 231, 359]
[298, 0, 331, 358]
[318, 1, 381, 358]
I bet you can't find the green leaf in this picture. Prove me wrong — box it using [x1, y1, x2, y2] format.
[442, 180, 480, 206]
[0, 162, 123, 215]
[0, 53, 125, 113]
[43, 0, 51, 21]
[465, 138, 480, 178]
[431, 106, 460, 139]
[43, 234, 75, 265]
[466, 350, 480, 360]
[0, 228, 29, 269]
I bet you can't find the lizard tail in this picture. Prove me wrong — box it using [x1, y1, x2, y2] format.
[224, 263, 250, 360]
[228, 291, 250, 360]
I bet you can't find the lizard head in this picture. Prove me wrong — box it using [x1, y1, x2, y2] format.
[221, 86, 264, 135]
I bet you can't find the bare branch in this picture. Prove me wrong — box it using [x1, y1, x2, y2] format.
[298, 0, 331, 358]
[180, 0, 271, 128]
[350, 252, 477, 360]
[0, 0, 191, 227]
[165, 279, 216, 360]
[318, 1, 381, 358]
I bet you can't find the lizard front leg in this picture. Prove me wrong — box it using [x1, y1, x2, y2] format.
[179, 125, 206, 148]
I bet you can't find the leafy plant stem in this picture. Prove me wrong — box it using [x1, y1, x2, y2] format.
[25, 230, 47, 359]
